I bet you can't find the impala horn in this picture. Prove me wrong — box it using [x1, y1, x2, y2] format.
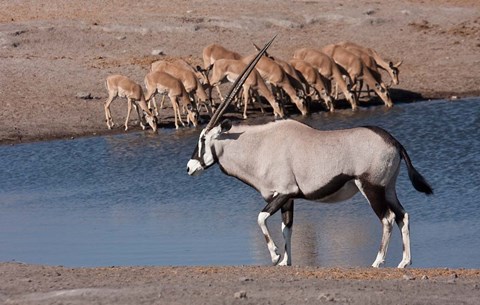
[203, 34, 277, 133]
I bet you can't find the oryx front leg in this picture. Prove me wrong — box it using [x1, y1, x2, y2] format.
[258, 194, 290, 265]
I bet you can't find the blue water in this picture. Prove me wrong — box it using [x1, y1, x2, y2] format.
[1, 98, 479, 268]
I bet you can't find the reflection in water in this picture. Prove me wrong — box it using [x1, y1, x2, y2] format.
[0, 98, 479, 268]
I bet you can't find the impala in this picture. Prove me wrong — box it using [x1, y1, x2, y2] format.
[104, 74, 157, 132]
[293, 48, 358, 111]
[321, 44, 393, 107]
[144, 71, 199, 129]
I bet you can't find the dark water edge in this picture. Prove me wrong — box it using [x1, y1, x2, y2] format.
[1, 98, 479, 268]
[0, 94, 475, 146]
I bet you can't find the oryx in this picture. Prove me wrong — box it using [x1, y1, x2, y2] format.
[186, 36, 433, 268]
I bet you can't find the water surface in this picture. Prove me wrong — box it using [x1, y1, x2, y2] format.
[1, 98, 479, 268]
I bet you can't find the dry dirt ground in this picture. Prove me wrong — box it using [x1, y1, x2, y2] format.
[1, 263, 480, 305]
[1, 0, 480, 304]
[1, 0, 479, 144]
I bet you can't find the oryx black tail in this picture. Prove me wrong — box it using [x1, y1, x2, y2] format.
[400, 146, 433, 195]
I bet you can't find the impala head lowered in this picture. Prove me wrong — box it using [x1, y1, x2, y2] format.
[187, 35, 277, 175]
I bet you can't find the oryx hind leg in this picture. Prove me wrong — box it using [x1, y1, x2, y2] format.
[386, 187, 411, 268]
[258, 194, 291, 265]
[355, 179, 395, 268]
[279, 199, 294, 266]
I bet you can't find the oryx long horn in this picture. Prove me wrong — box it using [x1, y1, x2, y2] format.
[252, 42, 272, 59]
[204, 34, 277, 132]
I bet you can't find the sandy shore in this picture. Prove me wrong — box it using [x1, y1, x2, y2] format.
[1, 263, 480, 304]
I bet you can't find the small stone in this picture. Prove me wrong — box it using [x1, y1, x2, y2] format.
[318, 293, 335, 301]
[421, 275, 429, 280]
[403, 274, 416, 281]
[364, 8, 376, 15]
[76, 92, 93, 99]
[239, 277, 253, 282]
[447, 273, 458, 283]
[234, 291, 247, 299]
[151, 49, 165, 56]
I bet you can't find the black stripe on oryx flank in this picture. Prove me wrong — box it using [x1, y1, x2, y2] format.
[300, 174, 355, 200]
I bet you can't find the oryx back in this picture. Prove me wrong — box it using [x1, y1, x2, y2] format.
[213, 119, 402, 201]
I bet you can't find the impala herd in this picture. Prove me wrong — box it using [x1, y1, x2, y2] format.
[103, 41, 402, 131]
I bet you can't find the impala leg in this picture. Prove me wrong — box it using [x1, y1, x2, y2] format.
[356, 79, 364, 101]
[319, 90, 334, 112]
[258, 194, 290, 265]
[215, 85, 224, 102]
[145, 88, 158, 116]
[104, 93, 116, 129]
[160, 94, 166, 110]
[133, 101, 147, 130]
[171, 96, 185, 129]
[124, 98, 133, 131]
[279, 199, 294, 266]
[152, 96, 159, 116]
[253, 90, 265, 114]
[242, 85, 251, 119]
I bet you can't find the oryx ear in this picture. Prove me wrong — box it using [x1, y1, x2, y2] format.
[220, 119, 232, 133]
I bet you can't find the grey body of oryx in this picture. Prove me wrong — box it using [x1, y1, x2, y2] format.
[187, 119, 433, 268]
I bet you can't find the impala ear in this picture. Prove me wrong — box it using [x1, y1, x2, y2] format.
[220, 119, 232, 133]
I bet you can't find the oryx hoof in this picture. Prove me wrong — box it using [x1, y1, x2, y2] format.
[278, 257, 290, 266]
[397, 259, 411, 269]
[271, 254, 281, 266]
[371, 261, 384, 268]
